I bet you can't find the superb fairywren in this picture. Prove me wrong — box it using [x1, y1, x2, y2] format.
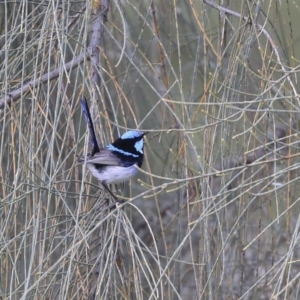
[78, 97, 147, 184]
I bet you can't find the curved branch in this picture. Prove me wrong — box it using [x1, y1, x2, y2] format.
[202, 0, 297, 97]
[0, 54, 85, 109]
[0, 1, 110, 109]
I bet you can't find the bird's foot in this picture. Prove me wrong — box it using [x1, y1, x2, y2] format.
[110, 199, 125, 211]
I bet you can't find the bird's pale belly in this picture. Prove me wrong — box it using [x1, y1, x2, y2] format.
[87, 164, 139, 184]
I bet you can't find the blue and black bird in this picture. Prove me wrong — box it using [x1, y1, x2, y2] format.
[78, 97, 147, 185]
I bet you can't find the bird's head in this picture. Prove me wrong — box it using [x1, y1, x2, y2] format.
[119, 131, 147, 154]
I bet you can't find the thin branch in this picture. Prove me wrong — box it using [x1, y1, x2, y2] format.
[84, 1, 110, 299]
[0, 54, 85, 109]
[202, 0, 298, 99]
[0, 2, 109, 110]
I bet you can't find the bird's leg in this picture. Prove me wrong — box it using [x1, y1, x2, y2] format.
[102, 183, 118, 200]
[102, 183, 125, 209]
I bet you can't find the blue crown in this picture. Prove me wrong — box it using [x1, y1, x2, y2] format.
[120, 131, 144, 140]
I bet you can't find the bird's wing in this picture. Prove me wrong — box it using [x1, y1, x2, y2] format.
[78, 149, 120, 166]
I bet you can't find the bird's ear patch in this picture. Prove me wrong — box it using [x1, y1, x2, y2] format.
[134, 139, 144, 154]
[121, 131, 144, 140]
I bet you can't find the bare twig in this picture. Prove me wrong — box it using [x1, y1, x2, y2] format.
[84, 1, 110, 299]
[0, 54, 85, 109]
[0, 3, 109, 110]
[202, 0, 298, 99]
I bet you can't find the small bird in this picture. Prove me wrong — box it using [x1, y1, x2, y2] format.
[78, 97, 147, 185]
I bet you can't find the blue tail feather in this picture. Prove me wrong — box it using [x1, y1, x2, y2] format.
[80, 97, 100, 155]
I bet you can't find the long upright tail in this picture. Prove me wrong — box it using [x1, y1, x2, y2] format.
[80, 96, 100, 155]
